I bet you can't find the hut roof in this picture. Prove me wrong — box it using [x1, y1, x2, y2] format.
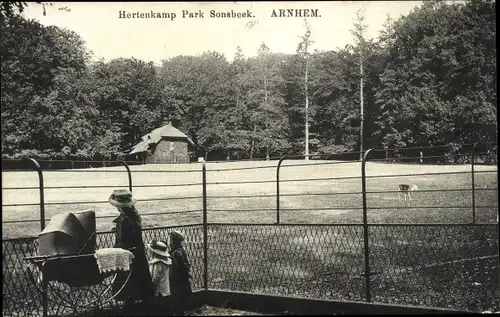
[130, 124, 194, 155]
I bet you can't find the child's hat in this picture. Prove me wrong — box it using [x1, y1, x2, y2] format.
[169, 230, 185, 243]
[148, 241, 170, 257]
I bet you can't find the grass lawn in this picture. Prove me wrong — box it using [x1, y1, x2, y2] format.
[1, 160, 499, 314]
[204, 223, 499, 312]
[1, 160, 498, 238]
[189, 305, 274, 316]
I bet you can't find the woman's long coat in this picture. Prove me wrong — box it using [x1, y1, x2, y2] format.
[111, 213, 154, 302]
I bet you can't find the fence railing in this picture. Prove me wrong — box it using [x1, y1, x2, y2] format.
[2, 143, 499, 315]
[3, 223, 498, 315]
[2, 225, 204, 317]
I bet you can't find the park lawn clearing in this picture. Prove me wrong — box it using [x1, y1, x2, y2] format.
[1, 160, 498, 313]
[1, 160, 497, 239]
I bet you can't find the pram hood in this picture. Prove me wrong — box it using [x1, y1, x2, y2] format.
[38, 210, 96, 256]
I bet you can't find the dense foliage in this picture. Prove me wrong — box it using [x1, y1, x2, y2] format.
[1, 0, 496, 160]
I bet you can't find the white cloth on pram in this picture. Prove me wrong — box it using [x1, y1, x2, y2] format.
[94, 248, 135, 274]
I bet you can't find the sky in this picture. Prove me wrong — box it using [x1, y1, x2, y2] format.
[21, 1, 425, 64]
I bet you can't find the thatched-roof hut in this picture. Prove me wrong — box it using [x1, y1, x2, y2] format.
[130, 124, 194, 163]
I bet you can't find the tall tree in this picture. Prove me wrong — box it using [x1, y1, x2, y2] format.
[296, 19, 314, 160]
[89, 57, 163, 159]
[1, 15, 94, 159]
[159, 52, 233, 160]
[350, 9, 369, 160]
[0, 2, 41, 20]
[226, 46, 252, 159]
[1, 0, 496, 161]
[375, 0, 496, 155]
[309, 49, 360, 154]
[195, 51, 234, 160]
[245, 43, 289, 159]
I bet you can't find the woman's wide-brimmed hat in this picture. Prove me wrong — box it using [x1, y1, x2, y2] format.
[109, 189, 137, 208]
[148, 241, 170, 257]
[169, 230, 185, 243]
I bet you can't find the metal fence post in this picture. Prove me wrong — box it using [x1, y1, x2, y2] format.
[361, 149, 374, 302]
[119, 161, 132, 192]
[27, 158, 48, 317]
[276, 156, 289, 225]
[471, 142, 479, 224]
[28, 158, 46, 231]
[202, 160, 208, 290]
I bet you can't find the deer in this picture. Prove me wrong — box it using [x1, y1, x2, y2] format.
[398, 184, 419, 202]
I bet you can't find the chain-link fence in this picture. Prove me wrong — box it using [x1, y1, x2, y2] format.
[5, 223, 497, 315]
[2, 143, 499, 316]
[205, 223, 498, 312]
[2, 225, 204, 317]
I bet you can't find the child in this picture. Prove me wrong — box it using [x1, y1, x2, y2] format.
[168, 231, 193, 316]
[148, 240, 172, 315]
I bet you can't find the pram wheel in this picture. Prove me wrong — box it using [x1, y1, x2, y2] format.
[46, 272, 123, 316]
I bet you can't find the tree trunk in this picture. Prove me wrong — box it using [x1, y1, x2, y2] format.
[359, 58, 364, 161]
[250, 124, 256, 159]
[305, 54, 309, 161]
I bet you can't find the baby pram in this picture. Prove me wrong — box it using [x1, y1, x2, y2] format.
[24, 210, 135, 317]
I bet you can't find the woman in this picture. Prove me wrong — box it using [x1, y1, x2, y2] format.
[109, 189, 154, 315]
[168, 231, 193, 316]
